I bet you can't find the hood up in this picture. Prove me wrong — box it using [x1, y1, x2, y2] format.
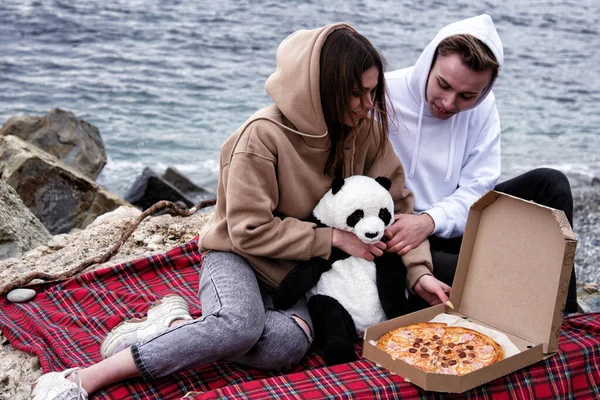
[265, 23, 356, 138]
[404, 14, 504, 180]
[407, 14, 504, 111]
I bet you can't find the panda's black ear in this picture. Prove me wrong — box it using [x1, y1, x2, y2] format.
[375, 176, 392, 191]
[331, 177, 345, 195]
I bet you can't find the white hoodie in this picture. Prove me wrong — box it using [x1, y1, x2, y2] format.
[386, 14, 504, 238]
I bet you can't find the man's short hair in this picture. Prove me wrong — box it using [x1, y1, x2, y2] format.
[433, 34, 499, 81]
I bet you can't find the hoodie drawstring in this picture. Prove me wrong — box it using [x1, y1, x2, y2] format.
[228, 116, 328, 166]
[445, 117, 457, 182]
[408, 100, 424, 178]
[408, 99, 457, 182]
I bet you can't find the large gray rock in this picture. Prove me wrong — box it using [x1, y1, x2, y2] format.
[162, 166, 213, 202]
[0, 135, 129, 234]
[0, 180, 51, 260]
[125, 167, 195, 211]
[0, 108, 106, 179]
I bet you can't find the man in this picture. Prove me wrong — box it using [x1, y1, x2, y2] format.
[384, 14, 578, 313]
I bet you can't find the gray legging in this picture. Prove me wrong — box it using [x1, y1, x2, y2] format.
[131, 251, 314, 380]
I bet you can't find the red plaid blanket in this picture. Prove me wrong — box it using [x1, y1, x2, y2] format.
[1, 238, 599, 399]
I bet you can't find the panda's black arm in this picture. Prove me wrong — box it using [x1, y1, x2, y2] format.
[375, 253, 410, 319]
[273, 257, 333, 310]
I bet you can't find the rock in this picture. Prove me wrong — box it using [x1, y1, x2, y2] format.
[6, 288, 36, 303]
[87, 206, 141, 228]
[47, 234, 70, 250]
[124, 167, 195, 211]
[0, 108, 107, 179]
[162, 167, 213, 202]
[145, 234, 163, 245]
[0, 135, 130, 234]
[30, 357, 40, 371]
[0, 207, 213, 400]
[572, 187, 600, 285]
[0, 180, 51, 260]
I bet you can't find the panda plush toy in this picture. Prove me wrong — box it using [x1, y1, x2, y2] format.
[273, 175, 409, 365]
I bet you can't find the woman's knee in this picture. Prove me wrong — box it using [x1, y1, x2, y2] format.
[218, 306, 266, 354]
[253, 312, 311, 370]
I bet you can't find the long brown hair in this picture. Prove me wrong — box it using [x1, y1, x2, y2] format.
[319, 28, 389, 177]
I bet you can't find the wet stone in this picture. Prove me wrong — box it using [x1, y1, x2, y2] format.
[6, 288, 36, 303]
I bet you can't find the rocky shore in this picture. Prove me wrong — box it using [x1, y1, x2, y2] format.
[0, 187, 597, 400]
[572, 186, 600, 284]
[0, 207, 213, 400]
[0, 109, 598, 399]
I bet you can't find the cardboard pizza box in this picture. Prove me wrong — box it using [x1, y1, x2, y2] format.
[362, 190, 577, 393]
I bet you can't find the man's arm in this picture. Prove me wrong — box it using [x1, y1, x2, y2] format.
[384, 96, 501, 253]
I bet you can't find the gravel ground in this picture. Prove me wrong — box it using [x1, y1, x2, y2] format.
[0, 207, 212, 400]
[572, 186, 600, 285]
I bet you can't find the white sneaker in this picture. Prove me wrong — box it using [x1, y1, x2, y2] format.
[31, 368, 88, 400]
[100, 294, 193, 359]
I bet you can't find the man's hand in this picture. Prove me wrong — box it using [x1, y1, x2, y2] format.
[413, 274, 451, 305]
[384, 213, 435, 255]
[332, 229, 385, 261]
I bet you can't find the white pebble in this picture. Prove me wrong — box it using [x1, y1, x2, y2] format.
[146, 243, 163, 251]
[24, 250, 42, 259]
[6, 288, 36, 303]
[47, 234, 70, 249]
[146, 234, 163, 245]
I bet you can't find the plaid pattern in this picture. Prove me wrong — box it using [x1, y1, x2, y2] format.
[0, 238, 320, 399]
[187, 314, 600, 400]
[1, 239, 599, 399]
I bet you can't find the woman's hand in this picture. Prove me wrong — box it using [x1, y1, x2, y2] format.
[384, 213, 434, 255]
[332, 229, 386, 261]
[413, 274, 451, 305]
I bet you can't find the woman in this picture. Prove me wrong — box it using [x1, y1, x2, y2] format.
[32, 23, 448, 399]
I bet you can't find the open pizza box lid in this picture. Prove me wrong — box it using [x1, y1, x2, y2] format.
[363, 191, 577, 393]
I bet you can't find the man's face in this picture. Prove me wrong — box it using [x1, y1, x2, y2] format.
[425, 52, 493, 120]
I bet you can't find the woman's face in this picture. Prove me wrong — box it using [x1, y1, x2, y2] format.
[345, 65, 379, 127]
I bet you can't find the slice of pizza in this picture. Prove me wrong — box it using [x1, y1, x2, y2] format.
[437, 327, 504, 375]
[377, 323, 446, 368]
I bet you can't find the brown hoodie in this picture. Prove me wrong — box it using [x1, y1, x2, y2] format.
[199, 23, 432, 289]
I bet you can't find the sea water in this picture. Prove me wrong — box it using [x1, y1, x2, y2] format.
[1, 0, 599, 196]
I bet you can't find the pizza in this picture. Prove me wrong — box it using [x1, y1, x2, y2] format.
[376, 322, 504, 375]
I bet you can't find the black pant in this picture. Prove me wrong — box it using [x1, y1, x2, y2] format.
[409, 168, 579, 313]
